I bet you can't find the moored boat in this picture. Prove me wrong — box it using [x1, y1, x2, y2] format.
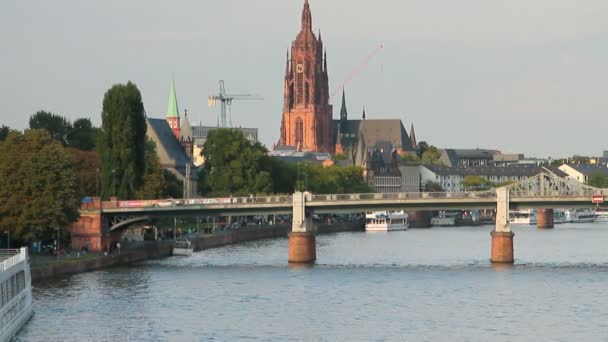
[565, 209, 596, 223]
[596, 208, 608, 223]
[509, 209, 537, 225]
[0, 247, 33, 341]
[365, 211, 408, 232]
[173, 239, 193, 256]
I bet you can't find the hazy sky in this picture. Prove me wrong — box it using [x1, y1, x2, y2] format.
[1, 0, 607, 158]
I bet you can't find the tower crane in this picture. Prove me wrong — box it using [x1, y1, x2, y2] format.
[208, 80, 263, 128]
[329, 44, 384, 101]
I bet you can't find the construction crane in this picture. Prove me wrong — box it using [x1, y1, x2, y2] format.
[329, 44, 384, 101]
[208, 80, 263, 128]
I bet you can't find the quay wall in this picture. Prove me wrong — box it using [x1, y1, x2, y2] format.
[32, 222, 363, 282]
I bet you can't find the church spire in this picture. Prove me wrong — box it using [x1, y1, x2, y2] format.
[167, 78, 179, 118]
[362, 107, 366, 120]
[340, 89, 348, 121]
[301, 0, 312, 32]
[410, 123, 417, 149]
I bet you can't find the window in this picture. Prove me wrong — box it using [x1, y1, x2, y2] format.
[295, 117, 304, 146]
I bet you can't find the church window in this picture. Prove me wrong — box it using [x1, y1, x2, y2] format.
[295, 118, 304, 146]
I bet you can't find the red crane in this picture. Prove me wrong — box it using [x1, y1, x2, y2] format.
[329, 44, 384, 101]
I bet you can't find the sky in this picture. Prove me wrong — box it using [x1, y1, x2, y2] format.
[1, 0, 607, 158]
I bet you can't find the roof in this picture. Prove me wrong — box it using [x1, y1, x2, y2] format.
[167, 79, 179, 118]
[422, 164, 567, 178]
[191, 126, 259, 143]
[441, 148, 500, 167]
[146, 118, 197, 180]
[564, 164, 608, 177]
[180, 112, 192, 141]
[360, 119, 414, 151]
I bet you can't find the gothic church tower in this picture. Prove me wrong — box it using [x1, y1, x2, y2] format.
[280, 0, 333, 153]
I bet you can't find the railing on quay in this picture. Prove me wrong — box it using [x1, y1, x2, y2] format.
[0, 248, 27, 273]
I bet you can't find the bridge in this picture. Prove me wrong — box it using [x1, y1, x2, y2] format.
[70, 173, 608, 264]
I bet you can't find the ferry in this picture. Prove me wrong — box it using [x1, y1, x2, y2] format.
[596, 208, 608, 223]
[365, 211, 408, 232]
[509, 209, 537, 225]
[565, 209, 597, 223]
[431, 211, 457, 227]
[0, 247, 33, 341]
[173, 239, 193, 256]
[553, 209, 566, 224]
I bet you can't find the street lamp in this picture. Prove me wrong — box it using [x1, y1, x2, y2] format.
[112, 169, 116, 198]
[4, 231, 9, 249]
[54, 227, 60, 257]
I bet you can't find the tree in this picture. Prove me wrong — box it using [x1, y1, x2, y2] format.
[67, 148, 101, 199]
[29, 111, 71, 145]
[416, 141, 429, 159]
[97, 82, 147, 199]
[462, 175, 494, 190]
[0, 130, 80, 242]
[588, 172, 608, 188]
[137, 139, 165, 199]
[199, 129, 272, 196]
[424, 181, 443, 192]
[421, 146, 443, 165]
[163, 170, 183, 198]
[68, 118, 99, 150]
[0, 126, 10, 142]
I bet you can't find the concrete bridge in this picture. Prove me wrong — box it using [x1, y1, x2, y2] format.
[70, 173, 607, 264]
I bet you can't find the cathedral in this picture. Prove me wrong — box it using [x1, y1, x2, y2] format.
[278, 0, 417, 162]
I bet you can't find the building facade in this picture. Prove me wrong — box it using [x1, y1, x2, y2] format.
[279, 0, 333, 153]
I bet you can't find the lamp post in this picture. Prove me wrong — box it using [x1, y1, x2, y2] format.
[54, 227, 60, 257]
[112, 169, 116, 198]
[4, 231, 9, 249]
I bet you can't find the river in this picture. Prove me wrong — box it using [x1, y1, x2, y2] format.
[16, 223, 608, 341]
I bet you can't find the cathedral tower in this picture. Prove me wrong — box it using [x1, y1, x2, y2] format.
[280, 0, 333, 152]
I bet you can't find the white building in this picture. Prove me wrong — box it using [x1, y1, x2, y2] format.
[559, 164, 608, 184]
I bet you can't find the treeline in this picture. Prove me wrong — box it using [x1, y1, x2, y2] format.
[198, 129, 372, 196]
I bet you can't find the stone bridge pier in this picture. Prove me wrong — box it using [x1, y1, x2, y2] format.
[288, 191, 316, 263]
[492, 188, 514, 263]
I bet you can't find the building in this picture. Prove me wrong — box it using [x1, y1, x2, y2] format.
[438, 149, 499, 168]
[191, 126, 259, 166]
[559, 164, 608, 184]
[277, 1, 416, 160]
[420, 165, 567, 192]
[279, 0, 332, 152]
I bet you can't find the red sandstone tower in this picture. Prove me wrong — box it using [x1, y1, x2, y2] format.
[280, 0, 333, 153]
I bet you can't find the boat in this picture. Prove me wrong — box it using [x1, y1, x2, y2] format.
[365, 211, 408, 232]
[509, 209, 537, 225]
[553, 209, 566, 224]
[565, 209, 597, 223]
[431, 211, 457, 227]
[596, 208, 608, 223]
[173, 239, 193, 256]
[0, 247, 33, 341]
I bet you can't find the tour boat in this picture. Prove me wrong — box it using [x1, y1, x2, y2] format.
[553, 209, 566, 224]
[173, 239, 194, 256]
[0, 247, 33, 341]
[509, 209, 537, 225]
[565, 209, 597, 223]
[365, 211, 408, 232]
[431, 211, 457, 227]
[595, 208, 608, 223]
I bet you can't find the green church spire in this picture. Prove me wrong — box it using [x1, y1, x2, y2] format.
[167, 78, 179, 118]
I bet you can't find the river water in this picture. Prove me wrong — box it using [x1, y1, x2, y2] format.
[16, 223, 608, 341]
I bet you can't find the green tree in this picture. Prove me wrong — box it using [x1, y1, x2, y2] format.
[163, 170, 183, 198]
[0, 130, 80, 242]
[199, 129, 272, 196]
[67, 148, 101, 199]
[424, 181, 443, 192]
[416, 141, 429, 159]
[29, 111, 71, 145]
[137, 139, 165, 199]
[97, 82, 147, 199]
[68, 118, 99, 150]
[462, 175, 494, 190]
[0, 125, 10, 142]
[588, 172, 608, 188]
[421, 146, 443, 165]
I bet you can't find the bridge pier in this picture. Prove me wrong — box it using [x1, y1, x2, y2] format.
[537, 209, 554, 229]
[289, 192, 316, 264]
[492, 188, 514, 263]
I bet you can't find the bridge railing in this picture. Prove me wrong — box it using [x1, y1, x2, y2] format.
[310, 191, 496, 202]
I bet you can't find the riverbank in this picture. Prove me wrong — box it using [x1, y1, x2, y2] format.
[31, 222, 363, 282]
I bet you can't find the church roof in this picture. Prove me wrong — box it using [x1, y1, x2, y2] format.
[359, 119, 415, 151]
[146, 118, 197, 180]
[166, 79, 179, 118]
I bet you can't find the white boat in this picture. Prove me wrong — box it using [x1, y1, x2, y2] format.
[173, 239, 193, 256]
[509, 209, 537, 225]
[365, 211, 408, 232]
[431, 211, 457, 227]
[565, 209, 597, 223]
[553, 209, 566, 224]
[0, 247, 33, 341]
[596, 208, 608, 223]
